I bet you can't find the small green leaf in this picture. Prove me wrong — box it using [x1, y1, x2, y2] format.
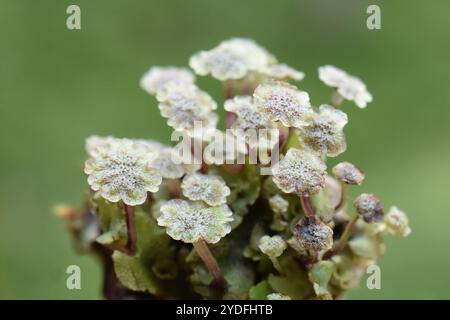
[113, 209, 187, 298]
[249, 281, 273, 300]
[330, 255, 359, 290]
[268, 254, 313, 299]
[287, 237, 308, 257]
[309, 260, 335, 299]
[92, 197, 127, 247]
[189, 265, 214, 298]
[113, 251, 161, 293]
[243, 223, 265, 261]
[218, 165, 261, 216]
[349, 235, 385, 260]
[222, 260, 255, 299]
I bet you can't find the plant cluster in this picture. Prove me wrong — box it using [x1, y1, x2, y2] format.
[57, 38, 410, 300]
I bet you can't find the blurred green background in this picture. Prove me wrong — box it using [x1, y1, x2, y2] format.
[1, 0, 449, 299]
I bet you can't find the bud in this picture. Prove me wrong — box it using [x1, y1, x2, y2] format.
[294, 216, 333, 252]
[258, 235, 287, 258]
[353, 193, 383, 223]
[384, 206, 411, 237]
[268, 194, 289, 214]
[332, 162, 365, 185]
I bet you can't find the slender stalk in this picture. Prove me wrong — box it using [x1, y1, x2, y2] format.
[193, 238, 226, 288]
[222, 80, 244, 173]
[123, 203, 137, 256]
[300, 195, 315, 217]
[225, 112, 236, 129]
[241, 80, 250, 95]
[200, 162, 208, 174]
[192, 137, 204, 164]
[269, 257, 285, 275]
[308, 250, 318, 265]
[329, 90, 344, 108]
[279, 127, 292, 154]
[166, 179, 182, 199]
[224, 81, 235, 129]
[334, 181, 347, 212]
[223, 81, 234, 100]
[186, 136, 206, 173]
[323, 213, 359, 260]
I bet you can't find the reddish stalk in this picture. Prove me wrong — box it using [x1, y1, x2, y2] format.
[123, 203, 137, 255]
[223, 81, 234, 100]
[279, 127, 293, 153]
[225, 112, 236, 129]
[193, 238, 226, 289]
[329, 90, 344, 108]
[323, 213, 359, 260]
[300, 195, 315, 217]
[334, 182, 347, 212]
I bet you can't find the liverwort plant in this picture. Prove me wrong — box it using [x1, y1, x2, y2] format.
[181, 173, 231, 206]
[57, 38, 411, 300]
[254, 81, 312, 128]
[157, 199, 233, 288]
[319, 65, 373, 108]
[140, 66, 195, 95]
[84, 137, 162, 255]
[384, 206, 411, 237]
[332, 161, 365, 212]
[258, 235, 287, 275]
